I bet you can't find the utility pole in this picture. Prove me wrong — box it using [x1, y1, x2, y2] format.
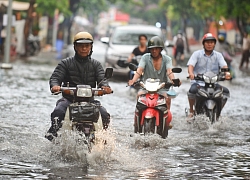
[1, 0, 13, 69]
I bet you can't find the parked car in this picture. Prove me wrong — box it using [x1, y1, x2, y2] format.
[100, 25, 167, 77]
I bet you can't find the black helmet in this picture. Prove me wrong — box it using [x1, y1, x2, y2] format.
[147, 36, 164, 49]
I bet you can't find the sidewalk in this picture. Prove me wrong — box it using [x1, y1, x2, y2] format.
[26, 49, 60, 65]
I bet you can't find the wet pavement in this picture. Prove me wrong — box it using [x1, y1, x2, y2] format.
[0, 41, 250, 179]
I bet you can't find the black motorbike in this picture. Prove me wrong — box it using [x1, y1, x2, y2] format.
[186, 68, 230, 123]
[55, 68, 113, 152]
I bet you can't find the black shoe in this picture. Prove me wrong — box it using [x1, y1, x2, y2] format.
[103, 123, 109, 130]
[45, 127, 58, 141]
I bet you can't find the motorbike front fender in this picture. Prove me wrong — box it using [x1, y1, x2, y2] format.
[205, 100, 216, 110]
[141, 108, 159, 126]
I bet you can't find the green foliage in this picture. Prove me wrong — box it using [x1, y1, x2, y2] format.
[36, 0, 70, 16]
[15, 0, 71, 16]
[115, 0, 165, 25]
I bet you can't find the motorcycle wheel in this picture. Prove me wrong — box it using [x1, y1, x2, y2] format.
[207, 109, 217, 124]
[143, 118, 152, 135]
[161, 122, 169, 139]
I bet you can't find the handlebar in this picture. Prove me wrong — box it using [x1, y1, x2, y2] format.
[52, 87, 113, 96]
[186, 72, 229, 81]
[128, 78, 180, 89]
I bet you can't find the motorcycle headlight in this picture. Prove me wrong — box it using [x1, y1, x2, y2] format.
[211, 76, 218, 83]
[76, 85, 92, 97]
[203, 75, 210, 83]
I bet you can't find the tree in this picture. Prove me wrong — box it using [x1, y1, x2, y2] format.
[159, 0, 201, 52]
[15, 0, 70, 56]
[192, 0, 250, 39]
[64, 0, 120, 44]
[115, 0, 166, 26]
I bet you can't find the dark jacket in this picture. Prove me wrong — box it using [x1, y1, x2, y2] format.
[49, 54, 109, 102]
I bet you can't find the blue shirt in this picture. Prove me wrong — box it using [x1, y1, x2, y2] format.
[187, 49, 227, 84]
[187, 49, 227, 74]
[138, 53, 173, 82]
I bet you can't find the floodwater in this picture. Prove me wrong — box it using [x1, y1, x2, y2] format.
[0, 44, 250, 179]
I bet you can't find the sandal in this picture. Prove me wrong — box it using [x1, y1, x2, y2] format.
[186, 112, 195, 123]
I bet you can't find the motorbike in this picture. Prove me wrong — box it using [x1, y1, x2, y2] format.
[129, 63, 182, 138]
[185, 68, 230, 123]
[54, 68, 113, 152]
[27, 33, 41, 56]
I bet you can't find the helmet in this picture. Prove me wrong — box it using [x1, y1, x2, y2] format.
[177, 30, 183, 35]
[202, 33, 217, 44]
[218, 34, 225, 43]
[73, 32, 93, 44]
[147, 36, 164, 49]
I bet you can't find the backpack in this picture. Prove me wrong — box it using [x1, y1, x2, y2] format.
[176, 37, 184, 47]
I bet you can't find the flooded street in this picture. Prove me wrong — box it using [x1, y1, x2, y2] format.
[0, 42, 250, 179]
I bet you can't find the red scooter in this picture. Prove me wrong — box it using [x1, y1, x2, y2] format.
[129, 64, 181, 138]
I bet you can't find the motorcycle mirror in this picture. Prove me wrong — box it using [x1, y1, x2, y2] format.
[128, 63, 138, 71]
[172, 67, 182, 73]
[104, 68, 113, 79]
[117, 60, 128, 68]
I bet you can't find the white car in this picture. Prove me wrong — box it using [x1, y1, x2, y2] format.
[100, 25, 168, 77]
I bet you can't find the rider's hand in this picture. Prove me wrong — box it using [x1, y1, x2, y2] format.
[225, 72, 231, 80]
[189, 73, 195, 80]
[101, 86, 113, 94]
[171, 79, 182, 87]
[128, 79, 135, 86]
[51, 85, 61, 92]
[177, 79, 182, 86]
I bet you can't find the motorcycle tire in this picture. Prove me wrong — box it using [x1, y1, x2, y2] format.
[143, 118, 152, 135]
[207, 109, 217, 124]
[161, 121, 169, 139]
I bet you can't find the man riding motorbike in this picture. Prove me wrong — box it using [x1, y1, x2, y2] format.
[128, 36, 181, 110]
[187, 33, 231, 119]
[45, 31, 112, 141]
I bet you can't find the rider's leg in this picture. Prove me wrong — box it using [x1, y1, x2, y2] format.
[90, 100, 110, 129]
[99, 106, 110, 130]
[166, 97, 171, 110]
[187, 83, 199, 116]
[45, 98, 71, 141]
[216, 84, 230, 109]
[134, 89, 147, 129]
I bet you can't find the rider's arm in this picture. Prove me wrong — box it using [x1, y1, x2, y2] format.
[167, 68, 175, 81]
[187, 51, 199, 80]
[217, 52, 228, 68]
[49, 60, 67, 92]
[127, 53, 135, 63]
[129, 67, 143, 85]
[188, 65, 195, 80]
[95, 60, 110, 87]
